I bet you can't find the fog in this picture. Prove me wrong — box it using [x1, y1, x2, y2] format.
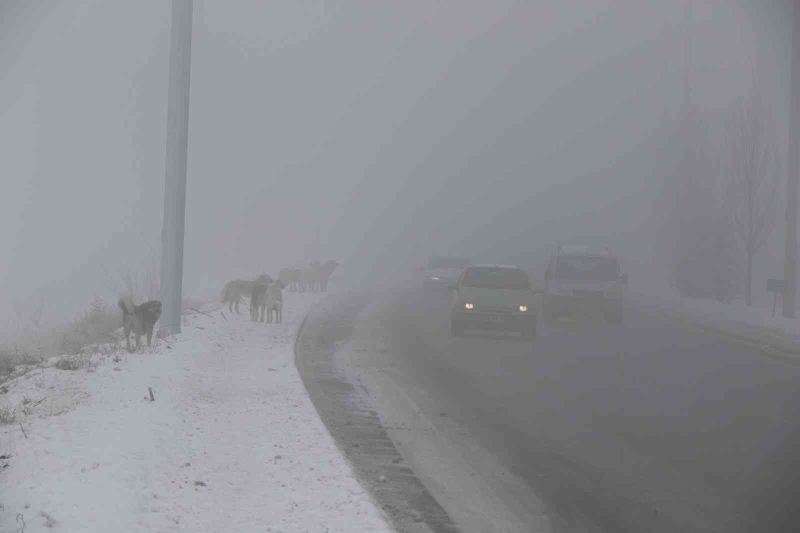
[5, 3, 800, 530]
[0, 0, 793, 335]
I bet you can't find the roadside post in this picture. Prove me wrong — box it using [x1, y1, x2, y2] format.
[767, 279, 786, 318]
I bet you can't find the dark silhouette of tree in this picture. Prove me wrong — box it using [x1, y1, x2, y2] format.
[723, 89, 779, 306]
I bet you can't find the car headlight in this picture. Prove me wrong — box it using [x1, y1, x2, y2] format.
[430, 276, 441, 281]
[464, 302, 474, 310]
[518, 305, 528, 312]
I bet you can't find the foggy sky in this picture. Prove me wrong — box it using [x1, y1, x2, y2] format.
[0, 0, 793, 336]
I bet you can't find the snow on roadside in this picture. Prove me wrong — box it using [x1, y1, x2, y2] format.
[0, 293, 391, 533]
[631, 288, 800, 352]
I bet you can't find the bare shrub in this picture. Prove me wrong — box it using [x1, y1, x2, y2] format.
[14, 347, 42, 367]
[0, 346, 43, 378]
[0, 350, 14, 377]
[54, 355, 89, 371]
[59, 297, 120, 355]
[40, 511, 57, 528]
[0, 406, 15, 425]
[104, 258, 160, 304]
[2, 298, 122, 383]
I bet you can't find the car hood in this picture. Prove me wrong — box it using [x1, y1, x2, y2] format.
[455, 286, 534, 308]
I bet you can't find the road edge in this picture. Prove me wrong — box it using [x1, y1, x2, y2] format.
[294, 292, 459, 533]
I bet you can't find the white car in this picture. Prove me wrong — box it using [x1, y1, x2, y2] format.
[422, 256, 470, 290]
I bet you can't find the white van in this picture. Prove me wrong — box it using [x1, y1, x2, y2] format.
[543, 245, 627, 323]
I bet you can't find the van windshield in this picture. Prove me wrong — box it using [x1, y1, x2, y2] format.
[554, 256, 619, 282]
[461, 268, 530, 290]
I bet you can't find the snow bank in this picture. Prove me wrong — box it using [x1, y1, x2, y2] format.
[0, 294, 391, 532]
[631, 288, 800, 354]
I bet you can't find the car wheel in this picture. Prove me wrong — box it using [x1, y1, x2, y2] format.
[451, 319, 463, 337]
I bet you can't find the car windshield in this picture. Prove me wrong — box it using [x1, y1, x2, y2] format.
[428, 256, 469, 269]
[461, 267, 530, 290]
[554, 256, 619, 282]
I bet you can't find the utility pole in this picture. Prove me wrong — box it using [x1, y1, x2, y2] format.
[160, 0, 193, 335]
[784, 0, 800, 318]
[682, 0, 692, 116]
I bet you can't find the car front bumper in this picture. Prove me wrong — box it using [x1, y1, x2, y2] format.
[451, 310, 536, 330]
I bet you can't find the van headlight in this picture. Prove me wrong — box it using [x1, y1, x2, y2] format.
[518, 305, 528, 312]
[464, 302, 474, 310]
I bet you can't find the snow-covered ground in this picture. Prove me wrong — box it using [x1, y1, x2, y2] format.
[0, 293, 391, 532]
[631, 287, 800, 354]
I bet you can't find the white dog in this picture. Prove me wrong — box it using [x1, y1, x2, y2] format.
[265, 281, 284, 324]
[222, 274, 271, 314]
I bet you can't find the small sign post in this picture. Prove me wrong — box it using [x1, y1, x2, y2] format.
[767, 279, 787, 318]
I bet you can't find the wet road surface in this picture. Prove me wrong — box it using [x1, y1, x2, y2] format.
[370, 288, 800, 532]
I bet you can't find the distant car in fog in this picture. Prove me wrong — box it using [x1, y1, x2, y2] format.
[421, 255, 470, 290]
[448, 264, 539, 338]
[542, 245, 627, 324]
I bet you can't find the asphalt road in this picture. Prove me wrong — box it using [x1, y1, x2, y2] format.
[367, 288, 800, 533]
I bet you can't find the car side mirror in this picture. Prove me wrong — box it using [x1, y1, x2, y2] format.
[620, 273, 628, 285]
